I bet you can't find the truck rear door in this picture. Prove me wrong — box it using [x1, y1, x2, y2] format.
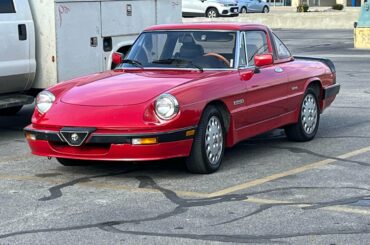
[156, 0, 182, 24]
[55, 2, 102, 82]
[0, 0, 35, 93]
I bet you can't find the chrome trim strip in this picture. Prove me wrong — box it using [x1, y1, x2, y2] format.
[92, 126, 198, 137]
[25, 126, 198, 138]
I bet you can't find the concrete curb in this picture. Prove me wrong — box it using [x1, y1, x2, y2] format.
[183, 10, 360, 29]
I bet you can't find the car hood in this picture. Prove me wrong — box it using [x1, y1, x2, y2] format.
[60, 70, 207, 106]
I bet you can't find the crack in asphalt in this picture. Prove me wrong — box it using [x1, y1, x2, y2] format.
[0, 176, 255, 242]
[269, 145, 370, 167]
[38, 168, 134, 201]
[2, 175, 370, 243]
[211, 186, 370, 226]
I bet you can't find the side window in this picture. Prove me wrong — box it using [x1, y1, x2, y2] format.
[239, 33, 247, 67]
[0, 0, 16, 14]
[245, 31, 269, 66]
[273, 34, 291, 59]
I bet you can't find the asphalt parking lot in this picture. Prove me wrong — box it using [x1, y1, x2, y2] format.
[1, 29, 370, 244]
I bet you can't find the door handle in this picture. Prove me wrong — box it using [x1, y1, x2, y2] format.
[275, 67, 284, 73]
[18, 24, 27, 41]
[90, 37, 98, 47]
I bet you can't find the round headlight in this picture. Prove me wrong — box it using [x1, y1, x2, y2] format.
[155, 94, 179, 120]
[36, 90, 55, 114]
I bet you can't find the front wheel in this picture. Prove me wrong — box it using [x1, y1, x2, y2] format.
[206, 8, 219, 18]
[285, 87, 320, 142]
[186, 106, 226, 174]
[241, 7, 247, 13]
[262, 6, 269, 13]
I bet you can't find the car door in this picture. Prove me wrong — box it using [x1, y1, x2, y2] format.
[237, 30, 289, 129]
[247, 0, 260, 12]
[271, 33, 301, 113]
[0, 0, 34, 94]
[186, 0, 208, 15]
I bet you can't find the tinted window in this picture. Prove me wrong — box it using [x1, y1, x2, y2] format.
[245, 31, 269, 66]
[0, 0, 15, 13]
[273, 34, 291, 59]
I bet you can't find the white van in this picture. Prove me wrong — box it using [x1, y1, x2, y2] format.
[182, 0, 239, 18]
[0, 0, 181, 115]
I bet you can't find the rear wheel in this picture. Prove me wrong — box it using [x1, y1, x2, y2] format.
[241, 7, 247, 13]
[186, 106, 225, 174]
[262, 6, 269, 13]
[206, 8, 219, 18]
[57, 158, 95, 166]
[285, 87, 320, 142]
[0, 106, 23, 116]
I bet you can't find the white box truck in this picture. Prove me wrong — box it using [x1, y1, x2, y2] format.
[0, 0, 182, 114]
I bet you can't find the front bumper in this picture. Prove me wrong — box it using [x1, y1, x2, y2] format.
[219, 6, 239, 16]
[322, 84, 340, 111]
[24, 125, 196, 161]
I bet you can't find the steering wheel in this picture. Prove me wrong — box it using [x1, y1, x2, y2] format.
[203, 53, 230, 67]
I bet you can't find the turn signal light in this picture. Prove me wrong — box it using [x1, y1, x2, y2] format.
[25, 132, 36, 141]
[186, 130, 195, 137]
[132, 138, 158, 145]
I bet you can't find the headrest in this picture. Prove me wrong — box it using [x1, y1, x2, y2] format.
[181, 34, 195, 44]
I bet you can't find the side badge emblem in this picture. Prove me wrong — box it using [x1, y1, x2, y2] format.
[234, 99, 245, 106]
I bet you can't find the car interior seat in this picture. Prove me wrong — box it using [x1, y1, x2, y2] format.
[179, 34, 204, 60]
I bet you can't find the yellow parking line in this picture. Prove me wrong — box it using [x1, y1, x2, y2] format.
[246, 197, 370, 216]
[208, 145, 370, 197]
[1, 173, 369, 216]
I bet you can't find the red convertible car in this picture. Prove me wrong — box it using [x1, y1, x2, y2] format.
[24, 23, 340, 174]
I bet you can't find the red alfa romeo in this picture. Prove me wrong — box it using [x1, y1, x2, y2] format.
[24, 23, 340, 174]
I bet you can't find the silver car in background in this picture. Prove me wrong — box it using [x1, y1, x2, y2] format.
[237, 0, 270, 13]
[183, 0, 239, 18]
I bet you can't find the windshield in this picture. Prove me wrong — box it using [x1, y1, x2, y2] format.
[120, 31, 237, 70]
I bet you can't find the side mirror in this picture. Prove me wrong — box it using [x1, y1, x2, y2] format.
[112, 52, 123, 66]
[254, 54, 273, 67]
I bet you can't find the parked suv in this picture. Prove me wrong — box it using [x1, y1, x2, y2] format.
[183, 0, 239, 18]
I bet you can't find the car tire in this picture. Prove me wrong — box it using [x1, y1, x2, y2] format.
[262, 6, 269, 13]
[57, 158, 94, 166]
[206, 8, 219, 18]
[241, 7, 247, 13]
[186, 106, 226, 174]
[0, 106, 23, 116]
[285, 87, 320, 142]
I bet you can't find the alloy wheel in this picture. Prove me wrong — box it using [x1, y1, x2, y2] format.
[208, 10, 217, 18]
[301, 94, 318, 135]
[205, 116, 223, 165]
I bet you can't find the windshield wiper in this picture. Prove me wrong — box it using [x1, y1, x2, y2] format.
[121, 59, 143, 68]
[152, 58, 203, 71]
